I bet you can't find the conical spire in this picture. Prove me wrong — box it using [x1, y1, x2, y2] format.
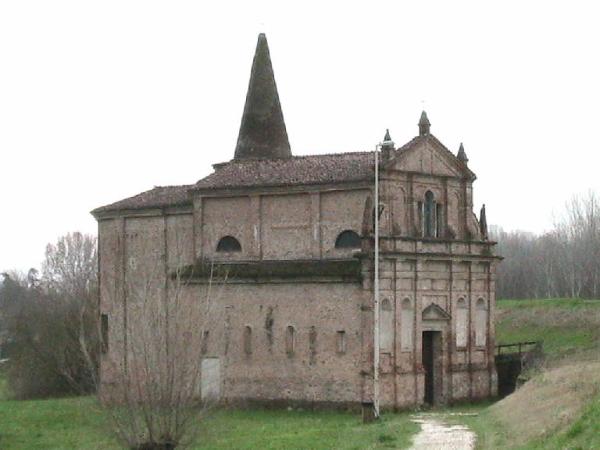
[234, 34, 291, 160]
[479, 204, 488, 239]
[457, 142, 469, 163]
[418, 111, 431, 136]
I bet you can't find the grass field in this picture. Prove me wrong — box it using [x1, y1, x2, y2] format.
[3, 298, 600, 449]
[0, 393, 418, 450]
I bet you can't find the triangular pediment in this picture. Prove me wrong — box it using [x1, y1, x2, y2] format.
[388, 135, 475, 180]
[422, 303, 451, 321]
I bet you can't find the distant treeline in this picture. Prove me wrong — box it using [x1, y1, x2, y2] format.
[492, 192, 600, 300]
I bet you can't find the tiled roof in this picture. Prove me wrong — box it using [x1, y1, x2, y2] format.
[92, 134, 471, 214]
[92, 185, 193, 214]
[194, 151, 377, 191]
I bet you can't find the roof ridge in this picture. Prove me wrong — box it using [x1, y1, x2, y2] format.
[290, 150, 371, 158]
[217, 135, 431, 166]
[151, 184, 194, 189]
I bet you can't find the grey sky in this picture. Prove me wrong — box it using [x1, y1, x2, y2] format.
[1, 0, 599, 273]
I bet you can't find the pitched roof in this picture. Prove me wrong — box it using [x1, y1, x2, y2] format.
[92, 134, 474, 214]
[92, 185, 193, 214]
[194, 151, 376, 191]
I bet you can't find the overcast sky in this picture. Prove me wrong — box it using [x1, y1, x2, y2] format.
[1, 0, 599, 273]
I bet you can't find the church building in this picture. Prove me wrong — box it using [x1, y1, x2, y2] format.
[92, 34, 499, 410]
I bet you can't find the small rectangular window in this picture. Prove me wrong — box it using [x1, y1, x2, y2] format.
[243, 326, 252, 355]
[286, 326, 295, 354]
[101, 314, 109, 354]
[309, 326, 317, 365]
[336, 330, 346, 354]
[201, 330, 209, 355]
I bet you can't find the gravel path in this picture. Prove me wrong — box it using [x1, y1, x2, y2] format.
[409, 414, 476, 450]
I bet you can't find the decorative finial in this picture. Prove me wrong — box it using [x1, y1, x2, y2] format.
[418, 111, 431, 136]
[479, 204, 488, 239]
[457, 142, 469, 164]
[381, 129, 395, 160]
[384, 129, 392, 142]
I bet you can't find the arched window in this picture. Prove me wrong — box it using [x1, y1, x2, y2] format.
[475, 298, 487, 347]
[243, 326, 252, 355]
[400, 298, 413, 351]
[424, 191, 436, 237]
[335, 230, 361, 249]
[286, 325, 295, 354]
[380, 298, 394, 352]
[456, 298, 468, 348]
[216, 236, 241, 252]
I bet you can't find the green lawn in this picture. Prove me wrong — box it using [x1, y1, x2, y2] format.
[4, 297, 600, 449]
[199, 409, 417, 450]
[0, 394, 418, 449]
[0, 396, 117, 450]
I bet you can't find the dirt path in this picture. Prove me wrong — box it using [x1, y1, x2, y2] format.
[409, 414, 476, 450]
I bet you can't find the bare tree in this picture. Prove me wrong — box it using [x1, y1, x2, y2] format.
[492, 191, 600, 300]
[0, 233, 99, 398]
[42, 232, 97, 300]
[98, 234, 228, 450]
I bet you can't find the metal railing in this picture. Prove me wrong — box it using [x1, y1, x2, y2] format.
[495, 341, 541, 356]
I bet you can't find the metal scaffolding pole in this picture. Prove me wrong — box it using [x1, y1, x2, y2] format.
[373, 142, 380, 418]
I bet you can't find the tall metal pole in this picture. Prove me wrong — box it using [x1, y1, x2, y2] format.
[373, 143, 380, 418]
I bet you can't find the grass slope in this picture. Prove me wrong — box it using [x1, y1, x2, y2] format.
[496, 298, 600, 364]
[536, 392, 600, 450]
[459, 362, 600, 449]
[458, 298, 600, 449]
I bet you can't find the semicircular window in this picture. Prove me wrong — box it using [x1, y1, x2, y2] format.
[216, 236, 242, 252]
[335, 230, 361, 249]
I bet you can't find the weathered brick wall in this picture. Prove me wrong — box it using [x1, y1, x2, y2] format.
[366, 256, 497, 408]
[185, 281, 367, 405]
[97, 134, 498, 408]
[98, 213, 194, 391]
[195, 189, 369, 262]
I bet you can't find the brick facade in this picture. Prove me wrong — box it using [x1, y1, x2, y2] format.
[92, 34, 498, 410]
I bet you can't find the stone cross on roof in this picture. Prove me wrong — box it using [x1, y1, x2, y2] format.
[234, 33, 292, 160]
